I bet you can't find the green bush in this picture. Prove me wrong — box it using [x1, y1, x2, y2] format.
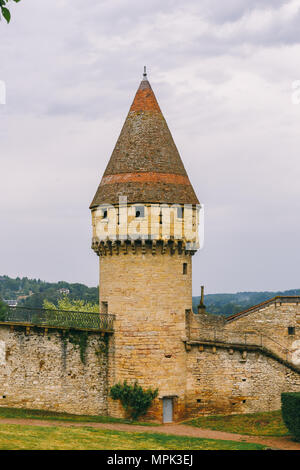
[110, 381, 158, 421]
[281, 392, 300, 441]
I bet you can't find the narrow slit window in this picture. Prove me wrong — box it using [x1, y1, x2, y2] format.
[177, 207, 184, 219]
[135, 206, 145, 218]
[183, 263, 187, 275]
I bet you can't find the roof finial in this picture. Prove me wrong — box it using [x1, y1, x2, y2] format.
[143, 66, 147, 80]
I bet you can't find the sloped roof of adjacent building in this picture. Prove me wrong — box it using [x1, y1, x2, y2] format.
[226, 296, 300, 322]
[90, 72, 199, 208]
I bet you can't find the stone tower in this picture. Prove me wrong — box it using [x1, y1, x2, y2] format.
[90, 70, 200, 422]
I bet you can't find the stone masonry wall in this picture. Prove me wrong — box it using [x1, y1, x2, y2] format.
[225, 302, 300, 362]
[0, 325, 110, 415]
[188, 311, 225, 340]
[100, 244, 193, 421]
[1, 301, 300, 419]
[186, 343, 300, 417]
[183, 303, 300, 417]
[188, 302, 300, 363]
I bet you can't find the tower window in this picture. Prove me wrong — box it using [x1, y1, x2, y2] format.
[135, 206, 145, 218]
[102, 209, 108, 219]
[177, 207, 184, 219]
[183, 263, 187, 275]
[288, 326, 295, 335]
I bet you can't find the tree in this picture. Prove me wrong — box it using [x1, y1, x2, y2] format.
[0, 298, 8, 321]
[0, 0, 21, 24]
[110, 381, 158, 421]
[43, 296, 99, 313]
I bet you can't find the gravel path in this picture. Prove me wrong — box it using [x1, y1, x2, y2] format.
[0, 417, 299, 450]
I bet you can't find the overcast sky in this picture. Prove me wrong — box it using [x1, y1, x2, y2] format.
[1, 0, 300, 295]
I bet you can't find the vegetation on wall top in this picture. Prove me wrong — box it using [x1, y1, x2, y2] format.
[43, 297, 99, 313]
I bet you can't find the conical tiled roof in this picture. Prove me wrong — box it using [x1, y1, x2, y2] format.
[90, 72, 199, 208]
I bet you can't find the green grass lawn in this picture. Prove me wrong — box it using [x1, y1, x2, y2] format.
[0, 406, 287, 444]
[0, 423, 266, 450]
[185, 410, 288, 437]
[0, 406, 157, 426]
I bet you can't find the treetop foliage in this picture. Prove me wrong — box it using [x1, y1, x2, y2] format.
[0, 0, 21, 23]
[43, 296, 99, 313]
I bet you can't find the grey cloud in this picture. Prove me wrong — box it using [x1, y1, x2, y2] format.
[197, 0, 290, 23]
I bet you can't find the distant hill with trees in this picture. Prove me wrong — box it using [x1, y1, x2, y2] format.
[1, 275, 299, 316]
[0, 275, 98, 309]
[192, 289, 300, 316]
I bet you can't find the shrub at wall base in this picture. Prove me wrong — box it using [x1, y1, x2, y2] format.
[110, 381, 158, 421]
[281, 392, 300, 441]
